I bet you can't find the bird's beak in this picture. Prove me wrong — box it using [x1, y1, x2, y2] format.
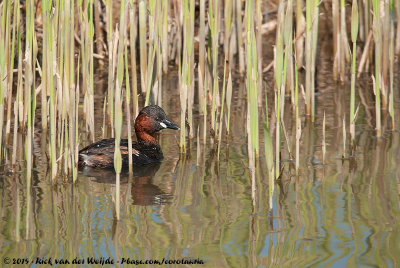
[161, 119, 179, 130]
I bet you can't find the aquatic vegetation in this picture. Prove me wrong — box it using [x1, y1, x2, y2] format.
[0, 1, 400, 266]
[0, 0, 398, 211]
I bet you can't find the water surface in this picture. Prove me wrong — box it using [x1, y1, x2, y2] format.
[1, 37, 400, 268]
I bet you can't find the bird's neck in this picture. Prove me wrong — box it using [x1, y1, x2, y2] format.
[136, 131, 158, 145]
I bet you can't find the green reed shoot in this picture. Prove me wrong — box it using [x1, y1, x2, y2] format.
[281, 120, 292, 159]
[124, 43, 133, 174]
[144, 0, 158, 106]
[217, 61, 228, 160]
[342, 116, 346, 158]
[155, 1, 163, 107]
[350, 0, 358, 143]
[74, 55, 80, 182]
[246, 0, 259, 159]
[274, 2, 284, 178]
[179, 0, 195, 152]
[196, 126, 200, 166]
[389, 0, 395, 129]
[114, 0, 128, 220]
[372, 0, 382, 137]
[0, 1, 6, 161]
[305, 0, 319, 121]
[264, 121, 274, 209]
[68, 0, 78, 181]
[226, 71, 233, 135]
[106, 0, 114, 135]
[371, 75, 381, 137]
[12, 4, 22, 167]
[209, 0, 219, 136]
[129, 0, 139, 119]
[187, 0, 195, 139]
[295, 52, 301, 174]
[138, 0, 147, 94]
[161, 0, 169, 74]
[396, 0, 400, 54]
[203, 65, 208, 143]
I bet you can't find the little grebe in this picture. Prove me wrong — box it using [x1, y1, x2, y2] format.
[79, 105, 179, 168]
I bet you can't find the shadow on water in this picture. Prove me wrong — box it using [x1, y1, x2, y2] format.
[80, 163, 172, 206]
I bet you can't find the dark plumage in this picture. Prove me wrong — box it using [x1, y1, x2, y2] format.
[79, 105, 178, 168]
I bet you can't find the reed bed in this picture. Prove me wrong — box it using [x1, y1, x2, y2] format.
[0, 0, 399, 210]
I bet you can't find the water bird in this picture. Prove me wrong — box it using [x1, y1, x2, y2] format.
[79, 105, 179, 168]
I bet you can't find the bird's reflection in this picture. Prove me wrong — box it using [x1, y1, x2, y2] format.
[80, 163, 172, 206]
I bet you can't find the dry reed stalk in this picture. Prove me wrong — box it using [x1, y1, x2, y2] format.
[396, 0, 400, 54]
[340, 0, 351, 62]
[210, 0, 220, 137]
[66, 0, 77, 181]
[236, 0, 244, 74]
[296, 0, 305, 68]
[24, 0, 35, 180]
[372, 75, 381, 137]
[42, 0, 57, 182]
[382, 1, 390, 96]
[357, 30, 373, 76]
[198, 0, 205, 113]
[162, 0, 169, 74]
[80, 0, 95, 141]
[144, 0, 160, 106]
[322, 111, 326, 164]
[332, 0, 339, 80]
[94, 0, 105, 65]
[5, 0, 18, 145]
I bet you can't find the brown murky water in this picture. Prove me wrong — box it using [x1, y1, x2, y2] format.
[1, 34, 400, 267]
